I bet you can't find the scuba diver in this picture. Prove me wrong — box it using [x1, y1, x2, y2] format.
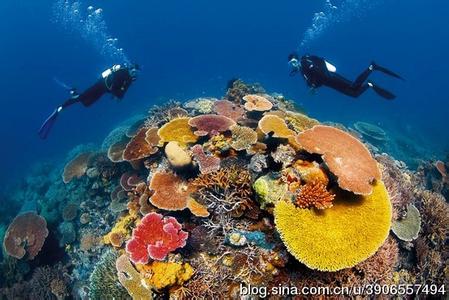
[38, 64, 139, 139]
[288, 53, 403, 100]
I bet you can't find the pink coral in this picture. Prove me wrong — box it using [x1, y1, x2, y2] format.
[3, 212, 49, 260]
[191, 144, 221, 174]
[188, 114, 236, 137]
[213, 100, 245, 121]
[125, 212, 188, 263]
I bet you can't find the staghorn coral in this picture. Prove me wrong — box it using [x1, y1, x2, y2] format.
[125, 212, 188, 263]
[3, 212, 49, 260]
[294, 181, 335, 210]
[213, 99, 246, 121]
[297, 125, 381, 195]
[230, 125, 258, 152]
[89, 249, 129, 299]
[136, 261, 194, 291]
[62, 152, 93, 183]
[191, 144, 221, 174]
[188, 114, 236, 137]
[116, 254, 153, 299]
[123, 127, 159, 161]
[391, 204, 421, 241]
[157, 117, 198, 146]
[274, 181, 392, 271]
[242, 94, 273, 112]
[164, 141, 192, 168]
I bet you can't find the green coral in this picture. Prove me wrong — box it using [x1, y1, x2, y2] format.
[88, 249, 130, 300]
[391, 204, 421, 242]
[253, 173, 288, 209]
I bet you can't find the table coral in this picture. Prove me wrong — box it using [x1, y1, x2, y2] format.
[188, 114, 236, 137]
[149, 172, 193, 211]
[354, 121, 387, 142]
[3, 212, 49, 260]
[258, 115, 295, 138]
[62, 152, 92, 184]
[284, 111, 320, 133]
[107, 137, 129, 162]
[274, 181, 392, 271]
[391, 204, 421, 241]
[123, 127, 159, 161]
[230, 125, 257, 152]
[297, 125, 381, 195]
[242, 94, 273, 112]
[213, 100, 246, 121]
[157, 117, 198, 146]
[191, 144, 221, 174]
[125, 212, 188, 263]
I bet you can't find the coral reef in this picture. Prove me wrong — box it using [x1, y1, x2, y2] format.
[1, 80, 446, 298]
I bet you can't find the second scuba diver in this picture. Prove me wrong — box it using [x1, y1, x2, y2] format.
[38, 63, 139, 139]
[288, 53, 403, 100]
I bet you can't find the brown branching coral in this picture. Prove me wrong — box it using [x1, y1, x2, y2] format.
[295, 181, 335, 210]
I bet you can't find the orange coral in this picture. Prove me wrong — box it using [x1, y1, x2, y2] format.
[296, 125, 381, 195]
[149, 172, 206, 217]
[123, 127, 159, 161]
[295, 181, 335, 210]
[242, 94, 273, 112]
[157, 117, 198, 146]
[62, 152, 92, 184]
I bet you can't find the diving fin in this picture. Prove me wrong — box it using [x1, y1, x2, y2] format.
[368, 81, 396, 100]
[38, 108, 60, 139]
[372, 62, 404, 80]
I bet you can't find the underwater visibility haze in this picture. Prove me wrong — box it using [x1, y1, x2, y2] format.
[0, 0, 448, 299]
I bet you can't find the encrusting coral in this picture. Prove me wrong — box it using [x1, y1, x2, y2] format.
[136, 261, 194, 291]
[297, 125, 381, 195]
[274, 181, 392, 271]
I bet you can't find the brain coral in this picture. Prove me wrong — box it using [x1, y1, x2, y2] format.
[62, 152, 92, 184]
[157, 117, 198, 146]
[274, 181, 392, 271]
[296, 125, 381, 195]
[3, 212, 49, 260]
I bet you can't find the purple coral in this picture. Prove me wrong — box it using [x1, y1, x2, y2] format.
[188, 114, 236, 137]
[213, 100, 246, 121]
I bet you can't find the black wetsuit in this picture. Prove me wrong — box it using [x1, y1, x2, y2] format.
[62, 67, 134, 109]
[298, 55, 401, 99]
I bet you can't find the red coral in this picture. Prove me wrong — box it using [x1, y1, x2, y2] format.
[3, 212, 49, 260]
[125, 212, 188, 263]
[188, 114, 236, 137]
[191, 144, 221, 174]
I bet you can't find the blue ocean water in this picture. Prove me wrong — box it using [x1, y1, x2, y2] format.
[0, 0, 448, 188]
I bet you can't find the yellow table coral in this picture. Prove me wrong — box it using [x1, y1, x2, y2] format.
[274, 181, 392, 272]
[157, 117, 198, 147]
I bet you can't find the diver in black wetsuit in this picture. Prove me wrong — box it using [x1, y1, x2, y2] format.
[288, 53, 403, 100]
[38, 64, 139, 139]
